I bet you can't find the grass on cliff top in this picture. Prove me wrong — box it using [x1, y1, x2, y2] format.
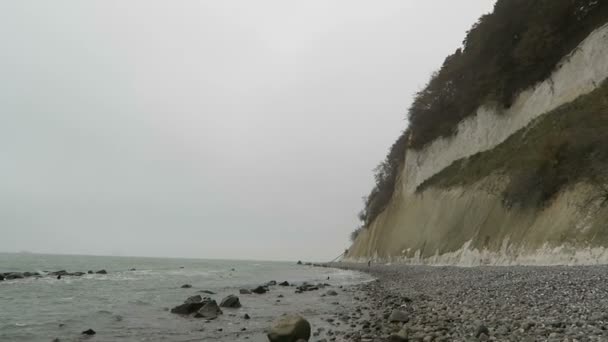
[418, 81, 608, 208]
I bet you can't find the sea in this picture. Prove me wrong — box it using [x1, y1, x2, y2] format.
[0, 253, 371, 342]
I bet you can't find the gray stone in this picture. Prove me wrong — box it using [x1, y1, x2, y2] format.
[184, 295, 203, 304]
[252, 286, 267, 294]
[219, 295, 241, 308]
[195, 300, 222, 319]
[388, 310, 409, 323]
[267, 314, 311, 342]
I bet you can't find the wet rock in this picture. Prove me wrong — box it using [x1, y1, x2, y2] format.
[170, 301, 206, 315]
[252, 286, 267, 294]
[95, 270, 107, 274]
[129, 268, 136, 271]
[184, 295, 203, 304]
[267, 280, 277, 286]
[388, 310, 409, 323]
[219, 295, 241, 308]
[71, 272, 85, 276]
[279, 281, 290, 286]
[195, 300, 222, 319]
[0, 274, 4, 281]
[326, 290, 338, 296]
[297, 260, 303, 265]
[240, 289, 252, 294]
[267, 314, 311, 342]
[244, 313, 251, 319]
[87, 270, 93, 274]
[5, 272, 24, 280]
[199, 290, 215, 294]
[81, 329, 96, 335]
[181, 284, 192, 289]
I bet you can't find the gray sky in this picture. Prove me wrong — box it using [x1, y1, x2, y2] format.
[1, 1, 495, 261]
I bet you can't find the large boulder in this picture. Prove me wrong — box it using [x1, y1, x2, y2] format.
[184, 295, 203, 304]
[5, 272, 24, 280]
[219, 295, 241, 308]
[267, 314, 311, 342]
[170, 302, 205, 315]
[251, 286, 267, 294]
[195, 300, 222, 319]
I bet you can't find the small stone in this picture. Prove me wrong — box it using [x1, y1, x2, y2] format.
[81, 329, 96, 335]
[252, 286, 267, 294]
[388, 310, 409, 323]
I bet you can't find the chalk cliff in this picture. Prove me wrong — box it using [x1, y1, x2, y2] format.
[348, 5, 608, 265]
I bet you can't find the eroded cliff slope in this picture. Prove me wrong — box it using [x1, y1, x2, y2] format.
[348, 11, 608, 265]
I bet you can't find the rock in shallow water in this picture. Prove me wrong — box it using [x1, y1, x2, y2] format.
[170, 302, 205, 315]
[252, 286, 267, 294]
[239, 289, 252, 294]
[81, 329, 96, 335]
[181, 284, 192, 289]
[219, 295, 241, 308]
[185, 295, 203, 304]
[195, 300, 222, 319]
[267, 314, 311, 342]
[95, 269, 107, 274]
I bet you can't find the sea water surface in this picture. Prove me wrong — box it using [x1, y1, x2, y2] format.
[0, 253, 370, 342]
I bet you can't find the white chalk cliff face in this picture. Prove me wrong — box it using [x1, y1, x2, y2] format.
[348, 24, 608, 265]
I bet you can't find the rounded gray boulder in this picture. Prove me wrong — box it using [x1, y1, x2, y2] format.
[219, 295, 241, 308]
[267, 314, 311, 342]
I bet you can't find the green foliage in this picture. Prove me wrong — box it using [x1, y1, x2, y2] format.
[358, 131, 408, 227]
[351, 0, 608, 239]
[408, 0, 608, 149]
[419, 81, 608, 208]
[350, 226, 364, 242]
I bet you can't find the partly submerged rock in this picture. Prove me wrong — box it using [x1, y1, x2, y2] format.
[279, 281, 290, 286]
[95, 270, 107, 274]
[251, 286, 267, 294]
[81, 329, 96, 335]
[219, 295, 241, 308]
[181, 284, 192, 289]
[267, 314, 311, 342]
[184, 295, 203, 304]
[170, 301, 205, 315]
[195, 300, 222, 319]
[5, 272, 24, 280]
[239, 289, 252, 294]
[199, 290, 216, 294]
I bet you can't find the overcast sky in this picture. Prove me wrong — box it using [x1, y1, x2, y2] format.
[0, 1, 495, 261]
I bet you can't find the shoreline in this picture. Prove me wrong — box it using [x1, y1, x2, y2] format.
[329, 262, 608, 341]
